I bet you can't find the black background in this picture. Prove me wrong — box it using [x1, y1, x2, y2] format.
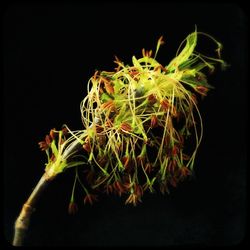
[3, 2, 248, 247]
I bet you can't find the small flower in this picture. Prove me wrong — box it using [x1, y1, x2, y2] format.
[167, 160, 177, 174]
[147, 94, 157, 105]
[68, 202, 78, 215]
[150, 115, 158, 128]
[129, 67, 140, 80]
[179, 166, 191, 179]
[38, 134, 51, 151]
[195, 85, 209, 96]
[45, 135, 52, 145]
[121, 156, 130, 169]
[134, 184, 144, 197]
[100, 77, 114, 95]
[125, 183, 143, 206]
[170, 105, 178, 117]
[38, 141, 49, 151]
[49, 128, 56, 140]
[113, 181, 126, 196]
[160, 99, 169, 111]
[101, 100, 115, 111]
[158, 35, 165, 46]
[120, 122, 132, 133]
[172, 145, 179, 156]
[83, 137, 91, 153]
[105, 82, 115, 95]
[136, 155, 145, 166]
[142, 48, 152, 57]
[125, 193, 142, 206]
[83, 194, 98, 205]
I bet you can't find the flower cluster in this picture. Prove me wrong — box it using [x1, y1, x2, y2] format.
[39, 29, 226, 212]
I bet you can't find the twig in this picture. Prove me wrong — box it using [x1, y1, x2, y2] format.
[12, 172, 53, 246]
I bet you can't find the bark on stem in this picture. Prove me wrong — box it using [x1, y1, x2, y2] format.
[12, 172, 53, 246]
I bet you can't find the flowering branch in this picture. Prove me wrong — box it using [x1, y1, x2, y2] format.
[12, 28, 227, 246]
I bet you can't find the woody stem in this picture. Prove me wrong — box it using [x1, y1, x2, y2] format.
[12, 172, 53, 246]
